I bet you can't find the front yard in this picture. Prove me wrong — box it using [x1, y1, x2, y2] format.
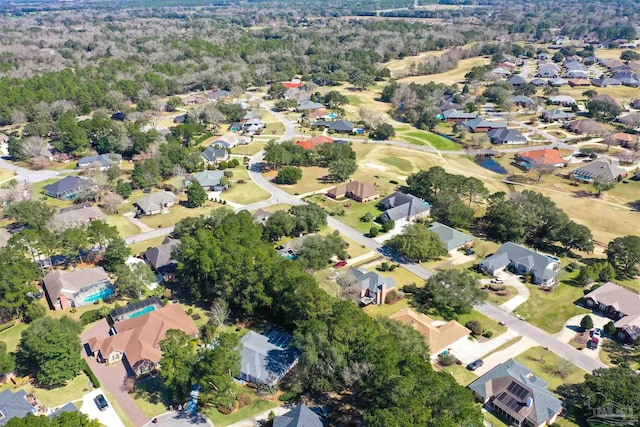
[305, 194, 382, 234]
[223, 181, 271, 205]
[514, 346, 586, 392]
[139, 202, 222, 229]
[0, 371, 92, 408]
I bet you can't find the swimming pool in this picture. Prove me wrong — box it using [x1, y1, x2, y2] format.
[83, 287, 115, 304]
[128, 305, 157, 319]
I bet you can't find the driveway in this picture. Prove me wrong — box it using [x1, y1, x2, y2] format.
[446, 328, 520, 365]
[80, 388, 126, 427]
[472, 336, 537, 376]
[555, 312, 611, 360]
[82, 320, 150, 427]
[480, 272, 530, 313]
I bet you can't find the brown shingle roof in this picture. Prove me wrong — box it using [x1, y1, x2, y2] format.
[88, 303, 198, 367]
[327, 180, 378, 200]
[389, 308, 470, 354]
[43, 267, 110, 304]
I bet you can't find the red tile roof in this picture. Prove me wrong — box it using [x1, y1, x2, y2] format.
[517, 149, 566, 165]
[282, 82, 302, 89]
[295, 135, 334, 150]
[613, 133, 637, 142]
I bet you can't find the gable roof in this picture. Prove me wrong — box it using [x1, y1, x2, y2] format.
[584, 282, 640, 318]
[208, 89, 230, 99]
[511, 95, 534, 105]
[550, 95, 576, 104]
[78, 153, 122, 168]
[480, 242, 556, 281]
[88, 303, 198, 368]
[43, 176, 93, 196]
[240, 331, 298, 386]
[530, 78, 548, 86]
[389, 308, 470, 355]
[571, 160, 627, 182]
[591, 94, 621, 108]
[487, 128, 526, 143]
[378, 191, 431, 222]
[542, 109, 575, 120]
[135, 192, 179, 214]
[295, 135, 334, 150]
[43, 267, 110, 306]
[348, 267, 395, 294]
[564, 119, 604, 134]
[190, 170, 225, 188]
[327, 180, 378, 200]
[202, 146, 228, 163]
[517, 149, 566, 166]
[465, 117, 507, 131]
[327, 120, 353, 132]
[52, 204, 106, 226]
[48, 402, 78, 420]
[297, 100, 325, 110]
[469, 358, 563, 426]
[441, 109, 478, 120]
[0, 389, 36, 425]
[612, 133, 638, 143]
[507, 75, 527, 85]
[427, 222, 474, 251]
[273, 405, 324, 427]
[144, 237, 180, 270]
[617, 112, 640, 126]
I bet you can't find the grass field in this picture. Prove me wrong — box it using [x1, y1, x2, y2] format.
[266, 166, 330, 195]
[440, 363, 478, 386]
[128, 235, 167, 256]
[0, 372, 92, 408]
[514, 273, 589, 334]
[106, 215, 140, 238]
[0, 322, 28, 352]
[230, 140, 267, 156]
[224, 181, 271, 205]
[205, 383, 279, 426]
[305, 194, 382, 234]
[485, 285, 518, 305]
[0, 167, 16, 183]
[400, 130, 463, 151]
[515, 346, 586, 392]
[398, 56, 491, 85]
[139, 202, 221, 229]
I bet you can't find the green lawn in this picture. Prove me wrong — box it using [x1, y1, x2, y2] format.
[346, 95, 363, 106]
[379, 156, 413, 171]
[485, 285, 518, 305]
[106, 215, 140, 238]
[32, 178, 76, 208]
[131, 377, 169, 418]
[266, 166, 330, 195]
[205, 383, 279, 426]
[441, 364, 478, 386]
[456, 310, 508, 338]
[0, 372, 92, 408]
[0, 322, 28, 352]
[139, 202, 222, 229]
[401, 130, 462, 151]
[231, 140, 267, 156]
[515, 346, 586, 392]
[514, 272, 589, 334]
[305, 194, 382, 234]
[129, 235, 168, 256]
[223, 182, 271, 205]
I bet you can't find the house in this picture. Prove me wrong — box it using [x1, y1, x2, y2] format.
[427, 222, 473, 252]
[537, 53, 550, 60]
[441, 109, 478, 122]
[277, 235, 312, 259]
[592, 77, 622, 87]
[295, 135, 334, 150]
[591, 94, 622, 110]
[464, 117, 507, 133]
[282, 82, 303, 89]
[511, 95, 534, 108]
[631, 99, 640, 109]
[541, 109, 575, 122]
[515, 149, 567, 170]
[491, 67, 511, 77]
[378, 191, 431, 224]
[620, 78, 640, 87]
[612, 132, 638, 148]
[87, 303, 198, 376]
[43, 267, 114, 310]
[468, 358, 563, 427]
[52, 203, 106, 228]
[549, 95, 576, 106]
[389, 308, 470, 355]
[173, 114, 186, 124]
[487, 128, 527, 145]
[583, 282, 640, 343]
[507, 75, 527, 86]
[348, 266, 396, 306]
[617, 112, 640, 126]
[143, 237, 180, 273]
[564, 119, 605, 135]
[479, 242, 559, 286]
[273, 404, 324, 427]
[439, 100, 463, 112]
[47, 402, 79, 421]
[297, 100, 325, 111]
[537, 68, 559, 79]
[570, 160, 627, 183]
[0, 389, 36, 426]
[211, 134, 250, 149]
[568, 78, 591, 87]
[498, 61, 517, 71]
[183, 95, 198, 105]
[252, 208, 273, 225]
[565, 69, 589, 79]
[550, 77, 568, 87]
[188, 171, 227, 191]
[201, 145, 229, 165]
[283, 88, 310, 101]
[239, 330, 299, 387]
[42, 176, 95, 200]
[135, 192, 179, 216]
[314, 120, 354, 133]
[530, 78, 548, 87]
[242, 118, 265, 134]
[326, 180, 379, 203]
[208, 89, 231, 100]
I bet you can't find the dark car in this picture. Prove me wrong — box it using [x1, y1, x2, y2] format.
[467, 359, 484, 371]
[464, 248, 475, 256]
[94, 394, 109, 411]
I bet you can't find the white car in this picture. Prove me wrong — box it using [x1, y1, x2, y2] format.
[490, 278, 504, 284]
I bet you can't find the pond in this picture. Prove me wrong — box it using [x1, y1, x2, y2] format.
[475, 156, 508, 175]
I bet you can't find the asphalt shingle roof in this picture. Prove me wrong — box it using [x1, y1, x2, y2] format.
[378, 191, 431, 222]
[273, 405, 324, 427]
[428, 222, 473, 251]
[240, 331, 298, 386]
[0, 389, 35, 426]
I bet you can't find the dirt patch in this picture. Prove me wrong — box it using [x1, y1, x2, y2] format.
[363, 162, 389, 171]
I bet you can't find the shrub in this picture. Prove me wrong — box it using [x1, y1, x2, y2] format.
[465, 320, 483, 336]
[381, 219, 395, 232]
[389, 179, 398, 185]
[0, 321, 15, 333]
[369, 227, 380, 237]
[438, 353, 456, 366]
[385, 289, 399, 304]
[489, 284, 506, 291]
[82, 360, 100, 388]
[388, 264, 397, 271]
[278, 390, 299, 402]
[580, 315, 594, 331]
[217, 405, 234, 415]
[80, 309, 103, 326]
[186, 308, 193, 315]
[604, 321, 616, 335]
[483, 330, 493, 338]
[237, 393, 252, 408]
[379, 262, 390, 272]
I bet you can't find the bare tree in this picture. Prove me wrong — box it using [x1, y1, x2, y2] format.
[342, 361, 372, 387]
[172, 165, 187, 189]
[101, 192, 123, 214]
[335, 272, 360, 302]
[20, 136, 49, 160]
[209, 299, 230, 329]
[602, 132, 617, 152]
[553, 359, 572, 379]
[11, 110, 27, 126]
[82, 168, 110, 199]
[201, 105, 225, 131]
[531, 162, 555, 182]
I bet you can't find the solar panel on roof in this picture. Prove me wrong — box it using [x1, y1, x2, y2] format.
[508, 382, 529, 400]
[497, 392, 523, 412]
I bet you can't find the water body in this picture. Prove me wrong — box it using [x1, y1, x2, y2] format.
[475, 156, 508, 175]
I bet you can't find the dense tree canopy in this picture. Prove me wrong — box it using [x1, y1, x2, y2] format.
[385, 223, 447, 262]
[607, 235, 640, 277]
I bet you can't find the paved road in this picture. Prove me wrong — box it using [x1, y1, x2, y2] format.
[476, 303, 606, 372]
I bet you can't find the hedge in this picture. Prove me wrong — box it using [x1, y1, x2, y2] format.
[0, 320, 16, 333]
[82, 359, 100, 388]
[80, 309, 102, 326]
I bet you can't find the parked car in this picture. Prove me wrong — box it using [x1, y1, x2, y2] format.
[490, 278, 504, 284]
[590, 337, 599, 349]
[464, 248, 475, 256]
[592, 328, 601, 338]
[333, 261, 347, 268]
[94, 394, 109, 411]
[467, 359, 484, 371]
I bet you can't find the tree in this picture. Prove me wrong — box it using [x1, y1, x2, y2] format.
[620, 50, 640, 62]
[558, 221, 594, 252]
[405, 269, 486, 319]
[580, 315, 594, 331]
[582, 89, 598, 99]
[101, 193, 124, 214]
[159, 329, 197, 401]
[592, 175, 615, 196]
[531, 162, 555, 182]
[385, 224, 447, 262]
[103, 237, 131, 272]
[17, 317, 83, 387]
[328, 158, 357, 183]
[23, 302, 46, 323]
[187, 181, 207, 208]
[371, 123, 395, 140]
[603, 321, 616, 335]
[274, 166, 303, 185]
[6, 412, 100, 427]
[115, 263, 155, 298]
[54, 112, 89, 156]
[587, 99, 622, 120]
[607, 235, 640, 277]
[262, 210, 295, 241]
[0, 247, 40, 320]
[431, 191, 475, 229]
[289, 204, 327, 235]
[115, 180, 132, 199]
[0, 341, 15, 374]
[166, 96, 183, 112]
[209, 299, 230, 330]
[349, 69, 374, 90]
[198, 333, 241, 409]
[296, 234, 346, 271]
[5, 200, 53, 231]
[321, 91, 349, 109]
[335, 272, 360, 302]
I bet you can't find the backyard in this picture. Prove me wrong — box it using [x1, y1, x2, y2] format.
[514, 346, 586, 392]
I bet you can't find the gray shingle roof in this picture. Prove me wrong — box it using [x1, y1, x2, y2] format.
[479, 242, 557, 283]
[542, 109, 575, 120]
[273, 405, 324, 427]
[428, 222, 474, 251]
[468, 358, 563, 426]
[77, 153, 122, 168]
[202, 146, 228, 163]
[0, 389, 36, 426]
[571, 160, 627, 182]
[488, 128, 527, 144]
[144, 237, 180, 271]
[240, 331, 298, 387]
[135, 192, 179, 214]
[464, 117, 507, 131]
[43, 267, 111, 304]
[42, 176, 93, 197]
[348, 266, 395, 294]
[441, 109, 478, 120]
[508, 75, 527, 85]
[297, 100, 325, 110]
[378, 191, 431, 222]
[48, 402, 78, 420]
[191, 171, 225, 188]
[511, 95, 534, 105]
